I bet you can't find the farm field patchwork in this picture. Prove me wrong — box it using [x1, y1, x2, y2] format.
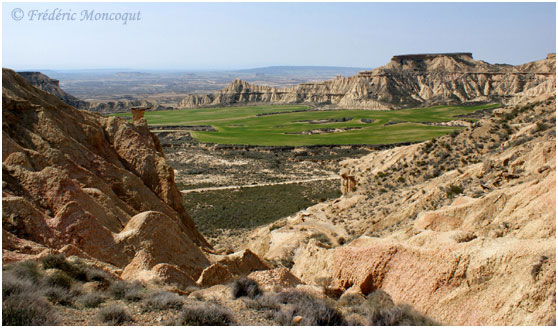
[112, 103, 499, 146]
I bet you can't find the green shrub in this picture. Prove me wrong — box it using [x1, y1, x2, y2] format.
[45, 270, 73, 290]
[176, 303, 236, 326]
[368, 303, 438, 326]
[274, 298, 345, 325]
[109, 280, 144, 301]
[2, 293, 60, 326]
[78, 292, 106, 308]
[366, 289, 395, 310]
[97, 304, 133, 325]
[67, 261, 88, 282]
[4, 260, 42, 283]
[263, 289, 346, 326]
[446, 184, 464, 199]
[535, 122, 548, 132]
[123, 284, 145, 302]
[44, 286, 74, 306]
[142, 290, 184, 311]
[42, 254, 71, 271]
[339, 293, 367, 308]
[310, 232, 332, 246]
[108, 280, 130, 300]
[2, 272, 36, 298]
[185, 181, 341, 237]
[86, 268, 112, 286]
[42, 254, 87, 281]
[231, 278, 262, 299]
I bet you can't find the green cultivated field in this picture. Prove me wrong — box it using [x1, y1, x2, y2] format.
[113, 104, 498, 146]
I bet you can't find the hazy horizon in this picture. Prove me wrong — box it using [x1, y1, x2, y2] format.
[3, 2, 556, 71]
[14, 65, 372, 74]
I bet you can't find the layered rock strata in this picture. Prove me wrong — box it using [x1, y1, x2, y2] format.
[180, 53, 556, 109]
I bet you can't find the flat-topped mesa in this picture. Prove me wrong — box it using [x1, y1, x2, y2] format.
[18, 71, 61, 87]
[391, 52, 473, 63]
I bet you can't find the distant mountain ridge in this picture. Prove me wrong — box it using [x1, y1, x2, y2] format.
[234, 65, 368, 75]
[179, 53, 556, 109]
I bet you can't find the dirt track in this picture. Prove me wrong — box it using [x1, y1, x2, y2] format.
[180, 176, 339, 194]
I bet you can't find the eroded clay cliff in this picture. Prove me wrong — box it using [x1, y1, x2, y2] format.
[179, 53, 556, 109]
[2, 68, 211, 283]
[245, 97, 556, 325]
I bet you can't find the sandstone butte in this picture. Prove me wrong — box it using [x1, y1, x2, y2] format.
[2, 50, 557, 326]
[179, 52, 556, 110]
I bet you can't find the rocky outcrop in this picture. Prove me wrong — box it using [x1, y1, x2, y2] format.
[247, 267, 302, 289]
[196, 263, 234, 287]
[19, 71, 155, 113]
[340, 169, 357, 194]
[293, 235, 554, 325]
[209, 249, 270, 276]
[2, 69, 210, 280]
[179, 53, 556, 109]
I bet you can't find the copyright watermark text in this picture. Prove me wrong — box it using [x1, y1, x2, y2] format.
[11, 8, 141, 25]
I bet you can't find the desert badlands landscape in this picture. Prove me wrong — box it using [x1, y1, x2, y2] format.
[1, 2, 556, 327]
[2, 49, 556, 325]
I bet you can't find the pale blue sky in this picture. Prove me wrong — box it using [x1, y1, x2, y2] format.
[2, 2, 556, 70]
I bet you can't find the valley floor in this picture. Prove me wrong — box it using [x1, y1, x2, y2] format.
[157, 132, 372, 249]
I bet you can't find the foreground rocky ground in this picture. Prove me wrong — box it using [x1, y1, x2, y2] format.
[3, 254, 436, 326]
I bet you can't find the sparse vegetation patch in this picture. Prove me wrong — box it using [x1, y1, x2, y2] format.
[98, 304, 134, 325]
[231, 278, 262, 299]
[184, 180, 341, 237]
[176, 303, 236, 326]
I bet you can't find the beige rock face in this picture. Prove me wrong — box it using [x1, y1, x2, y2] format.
[179, 53, 556, 109]
[2, 69, 209, 280]
[247, 267, 302, 289]
[209, 249, 270, 276]
[298, 137, 555, 325]
[246, 99, 556, 325]
[196, 263, 234, 287]
[294, 236, 555, 326]
[117, 211, 209, 278]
